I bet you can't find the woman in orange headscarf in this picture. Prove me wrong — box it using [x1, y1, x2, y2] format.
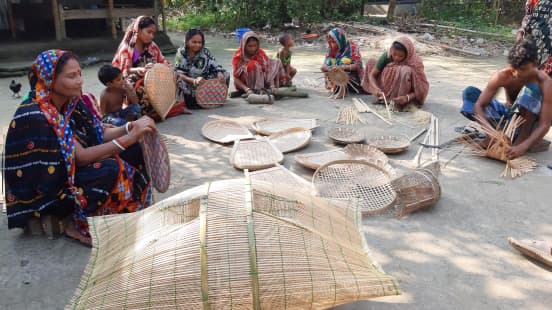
[362, 36, 429, 111]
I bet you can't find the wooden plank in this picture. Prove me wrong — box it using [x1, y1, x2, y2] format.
[108, 0, 116, 39]
[51, 0, 63, 41]
[61, 8, 155, 20]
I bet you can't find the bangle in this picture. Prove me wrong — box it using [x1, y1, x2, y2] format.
[406, 94, 410, 102]
[125, 122, 132, 134]
[245, 87, 251, 93]
[112, 139, 126, 151]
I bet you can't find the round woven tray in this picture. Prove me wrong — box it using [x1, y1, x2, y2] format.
[268, 128, 312, 153]
[201, 120, 254, 144]
[328, 127, 364, 144]
[367, 135, 410, 154]
[313, 160, 397, 215]
[229, 138, 284, 171]
[295, 149, 348, 170]
[252, 119, 318, 135]
[140, 131, 171, 193]
[508, 238, 552, 267]
[144, 64, 176, 120]
[196, 78, 228, 108]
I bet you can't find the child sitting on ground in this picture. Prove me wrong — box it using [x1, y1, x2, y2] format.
[275, 32, 297, 87]
[98, 64, 141, 126]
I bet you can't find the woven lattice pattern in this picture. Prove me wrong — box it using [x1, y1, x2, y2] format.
[391, 168, 441, 216]
[313, 160, 397, 215]
[249, 165, 311, 189]
[268, 128, 312, 153]
[67, 178, 399, 309]
[140, 131, 171, 193]
[196, 79, 228, 108]
[230, 139, 284, 170]
[253, 119, 317, 135]
[144, 64, 176, 120]
[201, 120, 254, 144]
[367, 135, 410, 154]
[328, 127, 364, 144]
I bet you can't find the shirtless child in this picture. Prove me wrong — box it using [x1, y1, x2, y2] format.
[460, 39, 552, 159]
[98, 65, 141, 126]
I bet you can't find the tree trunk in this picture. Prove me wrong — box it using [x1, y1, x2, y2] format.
[387, 0, 397, 22]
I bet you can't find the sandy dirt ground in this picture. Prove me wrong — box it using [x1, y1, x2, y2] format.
[0, 32, 551, 309]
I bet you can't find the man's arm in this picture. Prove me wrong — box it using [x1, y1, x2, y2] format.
[505, 80, 552, 159]
[474, 72, 502, 129]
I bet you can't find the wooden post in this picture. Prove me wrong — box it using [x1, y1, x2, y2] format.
[6, 0, 16, 38]
[387, 0, 397, 22]
[153, 0, 158, 25]
[160, 0, 166, 32]
[51, 0, 62, 41]
[108, 0, 116, 39]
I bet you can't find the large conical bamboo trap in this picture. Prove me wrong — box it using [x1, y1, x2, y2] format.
[313, 160, 397, 216]
[460, 115, 537, 178]
[144, 64, 177, 121]
[67, 177, 399, 309]
[327, 67, 360, 99]
[391, 167, 441, 217]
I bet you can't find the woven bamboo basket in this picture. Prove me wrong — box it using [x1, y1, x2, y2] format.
[196, 79, 228, 108]
[201, 120, 254, 144]
[508, 238, 552, 267]
[328, 127, 364, 144]
[144, 64, 177, 121]
[313, 160, 397, 215]
[327, 68, 359, 99]
[367, 135, 410, 154]
[230, 138, 284, 170]
[391, 168, 441, 216]
[343, 144, 388, 163]
[252, 119, 318, 135]
[140, 131, 171, 193]
[268, 127, 312, 153]
[295, 149, 349, 170]
[249, 164, 312, 189]
[67, 178, 399, 309]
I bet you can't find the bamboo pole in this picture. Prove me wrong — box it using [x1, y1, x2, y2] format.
[108, 0, 116, 40]
[51, 0, 62, 41]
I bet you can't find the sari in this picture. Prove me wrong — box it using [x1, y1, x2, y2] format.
[175, 46, 230, 108]
[232, 31, 284, 91]
[4, 50, 152, 239]
[361, 36, 429, 106]
[521, 0, 552, 75]
[111, 16, 171, 119]
[324, 27, 363, 82]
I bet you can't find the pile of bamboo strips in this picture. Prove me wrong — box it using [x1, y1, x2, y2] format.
[336, 105, 366, 125]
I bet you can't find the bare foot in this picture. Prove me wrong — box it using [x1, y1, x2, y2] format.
[64, 222, 92, 247]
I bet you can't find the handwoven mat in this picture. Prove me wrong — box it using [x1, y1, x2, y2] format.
[367, 135, 410, 154]
[252, 119, 317, 135]
[140, 131, 171, 193]
[196, 78, 228, 108]
[230, 138, 284, 170]
[268, 128, 312, 153]
[201, 120, 254, 144]
[144, 64, 176, 120]
[328, 127, 364, 144]
[313, 160, 397, 215]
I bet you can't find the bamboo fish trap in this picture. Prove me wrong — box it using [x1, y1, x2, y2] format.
[462, 115, 538, 178]
[327, 67, 360, 99]
[67, 177, 399, 309]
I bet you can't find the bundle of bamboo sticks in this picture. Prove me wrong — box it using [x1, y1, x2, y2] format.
[336, 104, 366, 125]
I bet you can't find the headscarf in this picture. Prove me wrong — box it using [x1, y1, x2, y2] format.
[388, 36, 429, 103]
[324, 27, 362, 67]
[112, 16, 168, 76]
[30, 50, 80, 188]
[232, 31, 270, 77]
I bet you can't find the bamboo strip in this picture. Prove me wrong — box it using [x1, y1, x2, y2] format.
[358, 98, 392, 126]
[244, 173, 261, 310]
[199, 193, 210, 309]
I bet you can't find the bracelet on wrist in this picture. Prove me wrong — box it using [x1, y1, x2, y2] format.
[406, 94, 410, 102]
[112, 139, 126, 151]
[125, 122, 132, 134]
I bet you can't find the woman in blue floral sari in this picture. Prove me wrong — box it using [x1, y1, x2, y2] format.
[4, 50, 156, 246]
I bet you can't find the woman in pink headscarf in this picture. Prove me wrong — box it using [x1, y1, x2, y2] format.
[112, 16, 190, 119]
[362, 36, 429, 111]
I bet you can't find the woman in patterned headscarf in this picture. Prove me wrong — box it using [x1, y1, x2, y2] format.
[232, 31, 285, 96]
[321, 27, 363, 92]
[4, 50, 155, 246]
[518, 0, 552, 75]
[112, 16, 189, 118]
[361, 36, 429, 111]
